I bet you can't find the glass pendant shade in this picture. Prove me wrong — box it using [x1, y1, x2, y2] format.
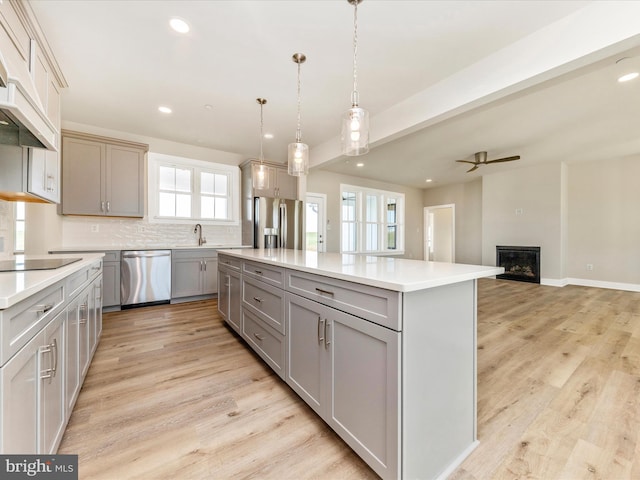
[341, 106, 369, 156]
[252, 162, 267, 190]
[287, 141, 309, 176]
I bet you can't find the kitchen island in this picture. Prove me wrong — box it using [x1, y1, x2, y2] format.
[217, 248, 503, 480]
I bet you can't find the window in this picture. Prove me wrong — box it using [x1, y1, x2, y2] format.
[14, 202, 25, 253]
[340, 185, 404, 254]
[148, 153, 240, 224]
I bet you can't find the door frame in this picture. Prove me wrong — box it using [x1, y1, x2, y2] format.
[306, 192, 327, 253]
[424, 203, 455, 262]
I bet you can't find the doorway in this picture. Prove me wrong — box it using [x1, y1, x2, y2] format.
[424, 204, 455, 262]
[305, 193, 326, 252]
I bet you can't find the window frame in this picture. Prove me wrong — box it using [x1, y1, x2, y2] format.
[148, 152, 240, 225]
[339, 184, 405, 254]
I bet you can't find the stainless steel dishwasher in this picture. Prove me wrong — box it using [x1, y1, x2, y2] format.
[121, 250, 172, 308]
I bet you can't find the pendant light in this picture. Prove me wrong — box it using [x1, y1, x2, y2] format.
[253, 98, 268, 189]
[341, 0, 369, 156]
[288, 53, 309, 176]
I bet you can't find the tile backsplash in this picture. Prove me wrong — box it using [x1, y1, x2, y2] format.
[61, 216, 242, 249]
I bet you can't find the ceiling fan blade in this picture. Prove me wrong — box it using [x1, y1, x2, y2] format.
[456, 160, 478, 165]
[467, 165, 479, 173]
[485, 155, 521, 164]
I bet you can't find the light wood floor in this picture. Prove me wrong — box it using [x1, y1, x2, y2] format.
[58, 279, 640, 479]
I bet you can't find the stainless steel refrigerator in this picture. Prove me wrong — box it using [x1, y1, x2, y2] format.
[252, 197, 304, 249]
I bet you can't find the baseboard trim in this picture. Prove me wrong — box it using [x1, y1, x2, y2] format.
[541, 278, 568, 287]
[566, 278, 640, 292]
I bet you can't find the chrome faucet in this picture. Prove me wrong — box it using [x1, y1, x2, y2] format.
[194, 224, 207, 246]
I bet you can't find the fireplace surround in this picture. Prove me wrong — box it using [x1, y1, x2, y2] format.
[496, 246, 541, 284]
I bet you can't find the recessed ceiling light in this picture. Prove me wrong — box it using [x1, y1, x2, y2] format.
[356, 162, 364, 167]
[158, 106, 172, 114]
[204, 104, 213, 110]
[263, 133, 274, 139]
[169, 18, 190, 34]
[425, 178, 433, 183]
[618, 72, 639, 82]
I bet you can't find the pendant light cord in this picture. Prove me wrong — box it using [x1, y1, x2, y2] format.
[351, 0, 359, 107]
[259, 101, 264, 164]
[296, 60, 302, 143]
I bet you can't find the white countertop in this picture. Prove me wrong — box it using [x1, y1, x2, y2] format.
[0, 253, 104, 309]
[218, 249, 504, 292]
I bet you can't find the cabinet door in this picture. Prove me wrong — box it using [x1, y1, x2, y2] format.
[27, 148, 60, 203]
[228, 270, 242, 333]
[275, 167, 298, 200]
[327, 309, 400, 479]
[285, 293, 327, 417]
[102, 261, 120, 307]
[61, 136, 104, 215]
[202, 257, 218, 295]
[94, 278, 103, 347]
[0, 330, 44, 453]
[65, 297, 80, 417]
[172, 258, 204, 298]
[78, 290, 91, 379]
[40, 312, 65, 454]
[105, 144, 144, 217]
[217, 269, 230, 321]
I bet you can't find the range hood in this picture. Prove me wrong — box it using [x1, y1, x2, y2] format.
[0, 54, 57, 151]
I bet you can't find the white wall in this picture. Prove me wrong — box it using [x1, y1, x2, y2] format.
[307, 169, 425, 260]
[423, 179, 483, 265]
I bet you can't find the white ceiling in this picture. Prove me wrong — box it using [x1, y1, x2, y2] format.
[29, 0, 640, 189]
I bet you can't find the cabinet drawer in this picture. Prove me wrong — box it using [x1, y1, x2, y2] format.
[0, 281, 65, 366]
[285, 270, 401, 331]
[242, 260, 284, 287]
[172, 249, 217, 260]
[242, 308, 285, 378]
[218, 255, 241, 271]
[66, 266, 91, 299]
[242, 276, 285, 334]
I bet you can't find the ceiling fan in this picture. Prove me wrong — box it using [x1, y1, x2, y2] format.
[456, 151, 521, 173]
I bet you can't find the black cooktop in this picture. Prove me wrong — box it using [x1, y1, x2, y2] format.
[0, 257, 82, 272]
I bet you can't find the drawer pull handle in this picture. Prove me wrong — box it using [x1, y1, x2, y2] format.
[253, 296, 263, 303]
[35, 304, 55, 315]
[315, 288, 335, 297]
[254, 270, 263, 275]
[253, 333, 265, 341]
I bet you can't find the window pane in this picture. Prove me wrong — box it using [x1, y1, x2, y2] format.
[214, 174, 227, 195]
[201, 172, 214, 195]
[176, 194, 191, 217]
[387, 226, 397, 250]
[387, 198, 397, 224]
[158, 192, 175, 216]
[366, 195, 377, 222]
[16, 201, 25, 220]
[342, 222, 356, 252]
[175, 168, 191, 192]
[159, 166, 175, 190]
[201, 196, 214, 218]
[342, 192, 356, 221]
[214, 197, 227, 219]
[366, 224, 378, 251]
[306, 202, 319, 251]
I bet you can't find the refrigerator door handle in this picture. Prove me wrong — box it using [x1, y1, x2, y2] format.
[279, 203, 287, 248]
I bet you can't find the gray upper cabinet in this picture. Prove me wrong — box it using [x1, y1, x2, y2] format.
[61, 130, 148, 217]
[28, 148, 60, 203]
[241, 160, 298, 200]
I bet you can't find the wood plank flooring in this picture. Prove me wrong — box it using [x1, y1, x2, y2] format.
[58, 279, 640, 479]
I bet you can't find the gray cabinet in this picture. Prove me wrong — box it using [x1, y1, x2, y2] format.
[39, 312, 65, 454]
[218, 255, 241, 334]
[101, 251, 120, 308]
[172, 249, 218, 300]
[241, 160, 298, 200]
[61, 130, 148, 217]
[28, 148, 60, 203]
[285, 292, 399, 478]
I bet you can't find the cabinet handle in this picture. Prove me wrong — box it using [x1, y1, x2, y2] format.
[203, 261, 207, 271]
[224, 282, 231, 288]
[253, 296, 263, 303]
[253, 332, 265, 341]
[324, 320, 331, 349]
[79, 303, 88, 324]
[51, 338, 58, 378]
[34, 304, 55, 315]
[40, 338, 57, 382]
[254, 270, 263, 275]
[106, 201, 111, 212]
[101, 201, 105, 212]
[315, 287, 335, 297]
[317, 316, 324, 343]
[40, 344, 53, 380]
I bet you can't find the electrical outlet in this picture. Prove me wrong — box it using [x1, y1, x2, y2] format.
[91, 224, 99, 233]
[515, 208, 524, 216]
[586, 264, 594, 271]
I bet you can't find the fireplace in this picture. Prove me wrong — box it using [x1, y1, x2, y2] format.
[496, 246, 541, 284]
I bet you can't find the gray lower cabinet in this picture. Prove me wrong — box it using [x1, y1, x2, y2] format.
[0, 260, 103, 454]
[218, 260, 241, 334]
[101, 251, 120, 308]
[285, 292, 399, 478]
[172, 249, 218, 300]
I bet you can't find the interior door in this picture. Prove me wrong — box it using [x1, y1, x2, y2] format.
[424, 204, 455, 262]
[305, 193, 326, 252]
